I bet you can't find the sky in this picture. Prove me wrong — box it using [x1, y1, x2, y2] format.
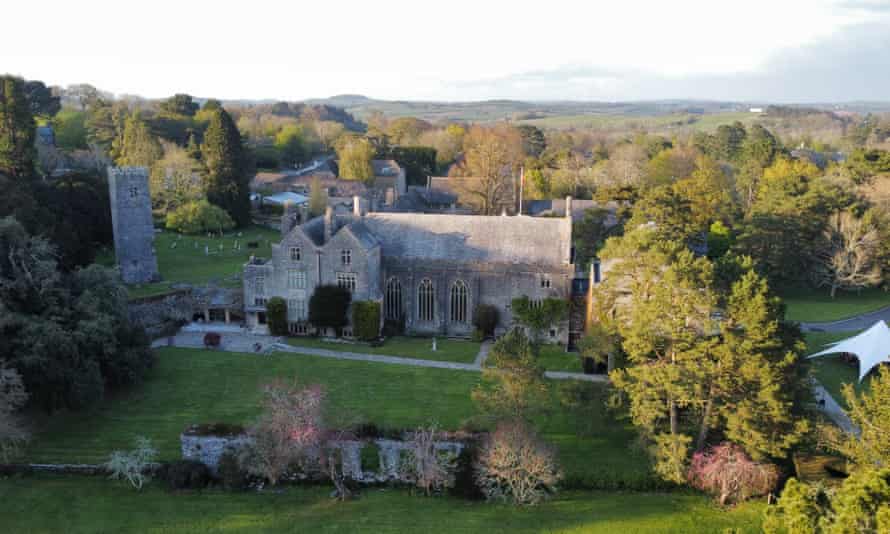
[3, 0, 890, 102]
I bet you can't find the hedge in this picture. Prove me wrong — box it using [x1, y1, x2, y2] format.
[352, 301, 381, 341]
[266, 297, 288, 336]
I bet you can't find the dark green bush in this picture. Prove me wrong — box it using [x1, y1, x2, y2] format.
[360, 442, 381, 473]
[309, 285, 351, 335]
[472, 304, 499, 337]
[218, 451, 250, 491]
[470, 329, 484, 342]
[352, 301, 381, 341]
[158, 460, 212, 490]
[450, 441, 484, 500]
[266, 297, 288, 336]
[382, 317, 404, 337]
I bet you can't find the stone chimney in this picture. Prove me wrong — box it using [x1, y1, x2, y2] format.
[565, 196, 573, 219]
[324, 206, 334, 244]
[353, 195, 367, 217]
[280, 201, 297, 236]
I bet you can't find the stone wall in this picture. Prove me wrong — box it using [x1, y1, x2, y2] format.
[180, 432, 467, 482]
[128, 290, 194, 339]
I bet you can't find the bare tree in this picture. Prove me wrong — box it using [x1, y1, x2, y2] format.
[0, 361, 29, 461]
[816, 211, 883, 297]
[401, 425, 456, 495]
[474, 420, 561, 505]
[241, 379, 325, 486]
[451, 125, 522, 214]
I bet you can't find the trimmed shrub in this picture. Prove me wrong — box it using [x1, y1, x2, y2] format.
[165, 199, 235, 235]
[472, 304, 499, 337]
[266, 297, 288, 336]
[218, 450, 250, 491]
[352, 301, 381, 341]
[203, 332, 221, 348]
[308, 285, 351, 335]
[382, 317, 404, 337]
[158, 460, 212, 490]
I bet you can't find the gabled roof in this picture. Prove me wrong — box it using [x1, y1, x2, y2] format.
[343, 221, 380, 250]
[360, 212, 571, 267]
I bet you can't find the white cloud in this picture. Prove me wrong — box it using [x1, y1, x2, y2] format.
[1, 0, 887, 101]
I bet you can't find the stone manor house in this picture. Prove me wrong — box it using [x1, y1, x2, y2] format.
[243, 197, 578, 341]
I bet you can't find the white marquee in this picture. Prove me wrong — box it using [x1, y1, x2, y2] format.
[808, 321, 890, 382]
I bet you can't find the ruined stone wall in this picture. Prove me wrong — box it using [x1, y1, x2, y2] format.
[128, 290, 194, 339]
[180, 433, 466, 482]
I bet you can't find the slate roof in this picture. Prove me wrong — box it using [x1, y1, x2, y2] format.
[359, 213, 571, 267]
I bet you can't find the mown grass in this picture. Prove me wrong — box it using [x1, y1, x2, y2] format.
[284, 336, 480, 364]
[538, 344, 584, 373]
[24, 348, 650, 488]
[804, 330, 870, 409]
[121, 225, 280, 299]
[780, 287, 890, 323]
[0, 475, 765, 534]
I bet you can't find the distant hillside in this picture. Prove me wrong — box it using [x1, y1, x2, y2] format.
[302, 96, 752, 123]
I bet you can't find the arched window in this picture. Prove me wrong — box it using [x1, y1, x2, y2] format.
[385, 277, 402, 320]
[450, 280, 468, 323]
[418, 279, 435, 322]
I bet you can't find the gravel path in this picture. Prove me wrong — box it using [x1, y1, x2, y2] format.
[153, 332, 603, 382]
[812, 381, 858, 435]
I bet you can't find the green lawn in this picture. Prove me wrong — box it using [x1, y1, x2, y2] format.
[123, 225, 280, 299]
[285, 336, 480, 364]
[804, 330, 870, 409]
[0, 475, 764, 534]
[538, 344, 584, 373]
[780, 287, 890, 323]
[25, 348, 650, 488]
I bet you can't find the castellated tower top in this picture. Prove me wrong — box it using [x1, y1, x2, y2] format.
[107, 166, 160, 284]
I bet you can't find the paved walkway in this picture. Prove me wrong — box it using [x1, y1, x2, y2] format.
[812, 381, 858, 435]
[153, 332, 603, 382]
[800, 305, 890, 332]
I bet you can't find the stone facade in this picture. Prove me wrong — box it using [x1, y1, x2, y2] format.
[108, 166, 159, 284]
[244, 197, 575, 342]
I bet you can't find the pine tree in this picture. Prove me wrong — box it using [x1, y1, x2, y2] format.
[201, 108, 250, 227]
[0, 75, 36, 180]
[117, 113, 162, 168]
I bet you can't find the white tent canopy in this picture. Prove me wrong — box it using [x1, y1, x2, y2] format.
[808, 321, 890, 382]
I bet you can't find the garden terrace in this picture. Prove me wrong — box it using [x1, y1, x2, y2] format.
[25, 348, 653, 489]
[780, 287, 890, 323]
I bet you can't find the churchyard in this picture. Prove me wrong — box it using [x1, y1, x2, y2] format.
[110, 225, 280, 298]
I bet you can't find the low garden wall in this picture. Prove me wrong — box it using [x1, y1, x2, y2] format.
[180, 428, 467, 482]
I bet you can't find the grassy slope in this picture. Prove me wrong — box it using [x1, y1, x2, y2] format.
[780, 287, 890, 323]
[25, 348, 648, 486]
[804, 330, 870, 408]
[124, 225, 280, 298]
[0, 476, 764, 534]
[285, 336, 480, 364]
